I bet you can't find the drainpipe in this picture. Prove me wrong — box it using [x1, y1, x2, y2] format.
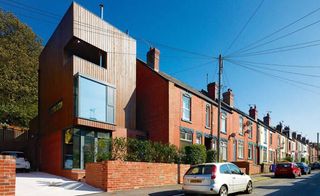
[99, 4, 104, 67]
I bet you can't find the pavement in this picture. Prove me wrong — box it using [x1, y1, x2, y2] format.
[88, 170, 320, 196]
[16, 172, 103, 196]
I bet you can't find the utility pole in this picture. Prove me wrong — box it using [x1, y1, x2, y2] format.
[217, 54, 223, 162]
[317, 132, 319, 160]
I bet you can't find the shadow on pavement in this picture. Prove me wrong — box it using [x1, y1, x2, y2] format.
[149, 190, 183, 196]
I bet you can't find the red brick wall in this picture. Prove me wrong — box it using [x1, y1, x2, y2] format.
[0, 155, 15, 196]
[136, 60, 169, 144]
[86, 161, 190, 192]
[232, 161, 261, 175]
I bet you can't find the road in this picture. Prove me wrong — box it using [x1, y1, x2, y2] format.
[250, 170, 320, 196]
[90, 170, 320, 196]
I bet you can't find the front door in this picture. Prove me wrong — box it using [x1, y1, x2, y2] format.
[233, 140, 237, 161]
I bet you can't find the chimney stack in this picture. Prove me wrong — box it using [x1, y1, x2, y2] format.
[222, 89, 234, 107]
[207, 82, 218, 100]
[147, 47, 160, 72]
[297, 134, 302, 141]
[99, 4, 104, 19]
[302, 137, 306, 143]
[306, 139, 309, 144]
[263, 113, 271, 126]
[292, 132, 297, 139]
[249, 105, 258, 121]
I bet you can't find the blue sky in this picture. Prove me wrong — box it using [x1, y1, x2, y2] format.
[2, 0, 320, 142]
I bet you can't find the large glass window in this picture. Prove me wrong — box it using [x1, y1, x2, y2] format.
[221, 113, 227, 134]
[238, 140, 244, 159]
[248, 122, 253, 138]
[263, 148, 268, 162]
[63, 128, 111, 169]
[75, 75, 115, 124]
[182, 94, 191, 121]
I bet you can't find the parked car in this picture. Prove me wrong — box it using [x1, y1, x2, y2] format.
[1, 151, 31, 172]
[274, 162, 301, 178]
[310, 162, 320, 170]
[296, 162, 311, 175]
[182, 163, 253, 196]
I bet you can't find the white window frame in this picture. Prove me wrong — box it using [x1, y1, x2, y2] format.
[182, 94, 191, 121]
[238, 140, 244, 159]
[248, 143, 253, 159]
[196, 134, 202, 144]
[221, 141, 228, 161]
[239, 116, 244, 135]
[205, 105, 210, 128]
[221, 113, 227, 134]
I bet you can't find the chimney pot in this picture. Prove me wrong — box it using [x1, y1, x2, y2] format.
[263, 113, 271, 126]
[207, 82, 218, 100]
[222, 89, 234, 107]
[249, 105, 258, 120]
[147, 47, 160, 72]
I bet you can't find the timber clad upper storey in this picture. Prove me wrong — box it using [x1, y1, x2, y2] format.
[38, 2, 141, 177]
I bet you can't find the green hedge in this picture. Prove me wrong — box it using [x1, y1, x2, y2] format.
[184, 144, 207, 165]
[206, 150, 217, 163]
[92, 137, 217, 164]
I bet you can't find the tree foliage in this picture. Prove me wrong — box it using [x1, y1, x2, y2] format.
[0, 9, 42, 127]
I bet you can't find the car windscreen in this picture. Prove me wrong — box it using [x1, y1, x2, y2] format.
[186, 165, 213, 175]
[277, 163, 291, 168]
[296, 163, 303, 167]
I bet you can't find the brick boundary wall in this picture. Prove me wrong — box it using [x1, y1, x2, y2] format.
[0, 155, 16, 196]
[232, 161, 261, 175]
[86, 161, 190, 192]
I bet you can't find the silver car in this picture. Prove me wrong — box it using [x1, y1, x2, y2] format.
[182, 162, 253, 196]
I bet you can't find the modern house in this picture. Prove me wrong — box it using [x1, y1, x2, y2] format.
[36, 2, 144, 179]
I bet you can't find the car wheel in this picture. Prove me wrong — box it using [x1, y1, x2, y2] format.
[292, 173, 296, 178]
[219, 185, 228, 196]
[245, 181, 253, 194]
[309, 170, 311, 174]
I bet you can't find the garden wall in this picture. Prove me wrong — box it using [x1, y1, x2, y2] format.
[86, 160, 190, 192]
[232, 161, 261, 175]
[0, 155, 15, 196]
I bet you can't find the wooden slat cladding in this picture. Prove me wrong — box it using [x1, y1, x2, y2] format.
[73, 55, 107, 81]
[72, 3, 136, 129]
[74, 118, 116, 131]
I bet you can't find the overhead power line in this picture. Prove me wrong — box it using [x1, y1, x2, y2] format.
[228, 18, 320, 57]
[223, 59, 320, 69]
[170, 60, 216, 75]
[225, 59, 320, 90]
[224, 0, 265, 54]
[227, 40, 320, 58]
[227, 59, 320, 78]
[227, 5, 320, 57]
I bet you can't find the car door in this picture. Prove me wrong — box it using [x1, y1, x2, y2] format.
[228, 164, 247, 192]
[219, 164, 234, 193]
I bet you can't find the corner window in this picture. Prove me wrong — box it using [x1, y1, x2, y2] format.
[182, 94, 191, 121]
[74, 75, 116, 124]
[205, 105, 210, 128]
[239, 116, 244, 135]
[238, 140, 244, 159]
[221, 113, 227, 134]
